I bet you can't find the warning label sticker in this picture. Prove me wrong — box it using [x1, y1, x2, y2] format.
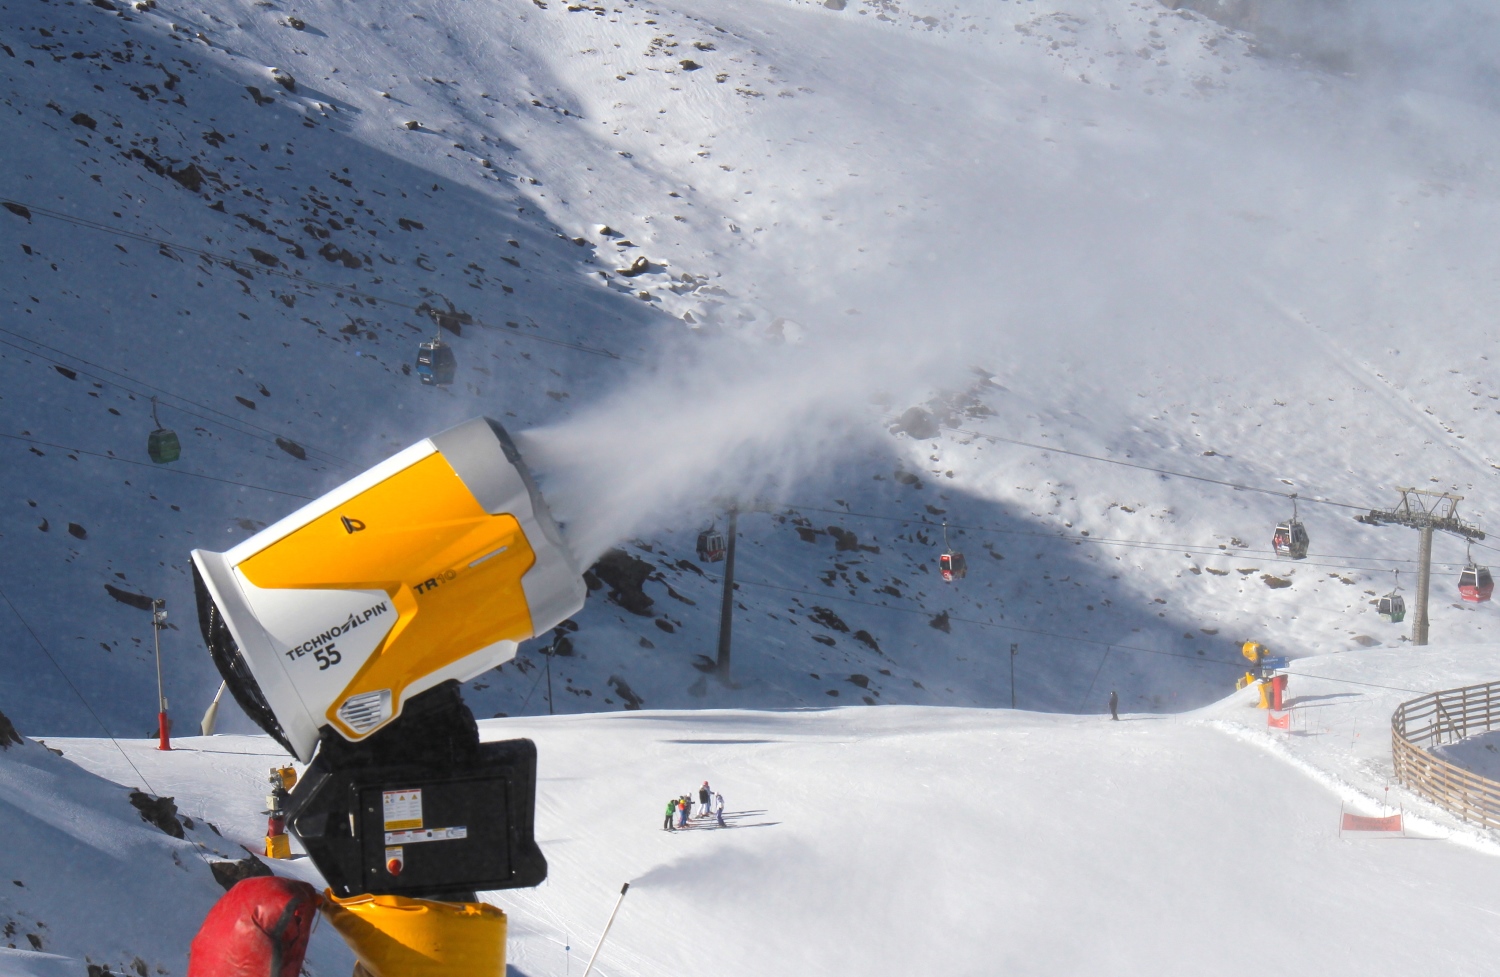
[382, 789, 423, 830]
[384, 826, 468, 845]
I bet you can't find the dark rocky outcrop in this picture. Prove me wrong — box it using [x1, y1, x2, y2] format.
[590, 549, 655, 616]
[128, 791, 185, 839]
[208, 854, 273, 891]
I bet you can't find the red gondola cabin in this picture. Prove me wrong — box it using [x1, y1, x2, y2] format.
[1459, 563, 1494, 603]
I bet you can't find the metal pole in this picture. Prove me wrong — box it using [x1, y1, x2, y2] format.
[716, 504, 739, 681]
[1010, 643, 1018, 709]
[152, 599, 170, 750]
[1415, 524, 1433, 646]
[580, 882, 631, 977]
[545, 640, 554, 716]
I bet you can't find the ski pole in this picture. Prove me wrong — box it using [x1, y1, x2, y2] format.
[580, 882, 630, 977]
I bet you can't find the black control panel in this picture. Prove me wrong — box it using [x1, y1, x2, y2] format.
[284, 684, 546, 901]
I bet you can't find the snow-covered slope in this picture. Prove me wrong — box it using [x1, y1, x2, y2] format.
[34, 641, 1500, 976]
[0, 728, 351, 976]
[5, 0, 1500, 770]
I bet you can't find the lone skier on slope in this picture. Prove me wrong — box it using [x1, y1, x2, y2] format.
[1109, 690, 1119, 721]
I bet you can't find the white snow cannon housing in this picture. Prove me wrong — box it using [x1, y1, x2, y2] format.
[191, 417, 585, 762]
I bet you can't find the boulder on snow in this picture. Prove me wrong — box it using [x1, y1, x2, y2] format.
[104, 584, 154, 610]
[128, 791, 185, 839]
[891, 406, 939, 440]
[607, 675, 644, 710]
[590, 549, 655, 616]
[208, 854, 273, 892]
[808, 606, 850, 633]
[0, 708, 22, 748]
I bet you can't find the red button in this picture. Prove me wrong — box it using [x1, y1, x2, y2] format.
[387, 858, 403, 875]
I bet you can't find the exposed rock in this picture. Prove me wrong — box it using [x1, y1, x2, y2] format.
[0, 708, 21, 749]
[208, 854, 273, 891]
[847, 673, 869, 689]
[275, 437, 307, 460]
[128, 791, 185, 839]
[852, 629, 882, 654]
[607, 675, 643, 710]
[617, 255, 650, 277]
[104, 584, 153, 610]
[891, 406, 939, 440]
[929, 611, 951, 633]
[590, 549, 655, 615]
[808, 606, 850, 633]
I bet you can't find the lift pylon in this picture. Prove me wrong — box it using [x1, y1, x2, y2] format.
[1356, 488, 1486, 646]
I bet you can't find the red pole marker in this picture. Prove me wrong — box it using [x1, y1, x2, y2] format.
[157, 710, 172, 751]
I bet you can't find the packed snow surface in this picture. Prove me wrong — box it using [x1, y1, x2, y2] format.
[18, 641, 1500, 976]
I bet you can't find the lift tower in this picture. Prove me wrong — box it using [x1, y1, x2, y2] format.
[1356, 489, 1485, 646]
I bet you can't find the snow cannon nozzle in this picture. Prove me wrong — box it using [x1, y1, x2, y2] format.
[190, 416, 585, 763]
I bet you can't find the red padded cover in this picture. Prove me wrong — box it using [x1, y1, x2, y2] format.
[188, 876, 320, 977]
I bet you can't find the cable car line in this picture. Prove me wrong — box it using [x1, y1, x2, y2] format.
[718, 574, 1425, 696]
[0, 432, 314, 499]
[0, 195, 639, 364]
[776, 502, 1473, 574]
[927, 419, 1377, 513]
[0, 331, 360, 472]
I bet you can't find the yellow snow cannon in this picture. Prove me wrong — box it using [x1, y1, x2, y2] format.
[190, 417, 585, 762]
[1241, 641, 1269, 664]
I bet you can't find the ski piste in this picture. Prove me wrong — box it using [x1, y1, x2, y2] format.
[4, 0, 1500, 971]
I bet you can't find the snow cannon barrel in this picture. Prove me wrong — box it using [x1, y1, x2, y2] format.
[190, 417, 585, 762]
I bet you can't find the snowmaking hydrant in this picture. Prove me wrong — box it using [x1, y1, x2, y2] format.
[1239, 641, 1289, 710]
[190, 418, 585, 976]
[264, 766, 296, 860]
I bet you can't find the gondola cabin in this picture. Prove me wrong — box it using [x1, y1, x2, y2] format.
[1459, 563, 1494, 603]
[1377, 592, 1406, 623]
[416, 339, 457, 387]
[147, 427, 181, 464]
[1271, 520, 1309, 560]
[940, 552, 967, 582]
[696, 529, 726, 563]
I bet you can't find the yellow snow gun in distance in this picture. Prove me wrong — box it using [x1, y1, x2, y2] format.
[191, 417, 585, 762]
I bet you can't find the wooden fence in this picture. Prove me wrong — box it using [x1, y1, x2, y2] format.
[1391, 679, 1500, 831]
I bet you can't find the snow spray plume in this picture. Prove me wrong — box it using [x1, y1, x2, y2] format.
[520, 319, 964, 568]
[525, 0, 1500, 564]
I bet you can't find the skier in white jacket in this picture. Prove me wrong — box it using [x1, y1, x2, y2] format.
[714, 791, 726, 828]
